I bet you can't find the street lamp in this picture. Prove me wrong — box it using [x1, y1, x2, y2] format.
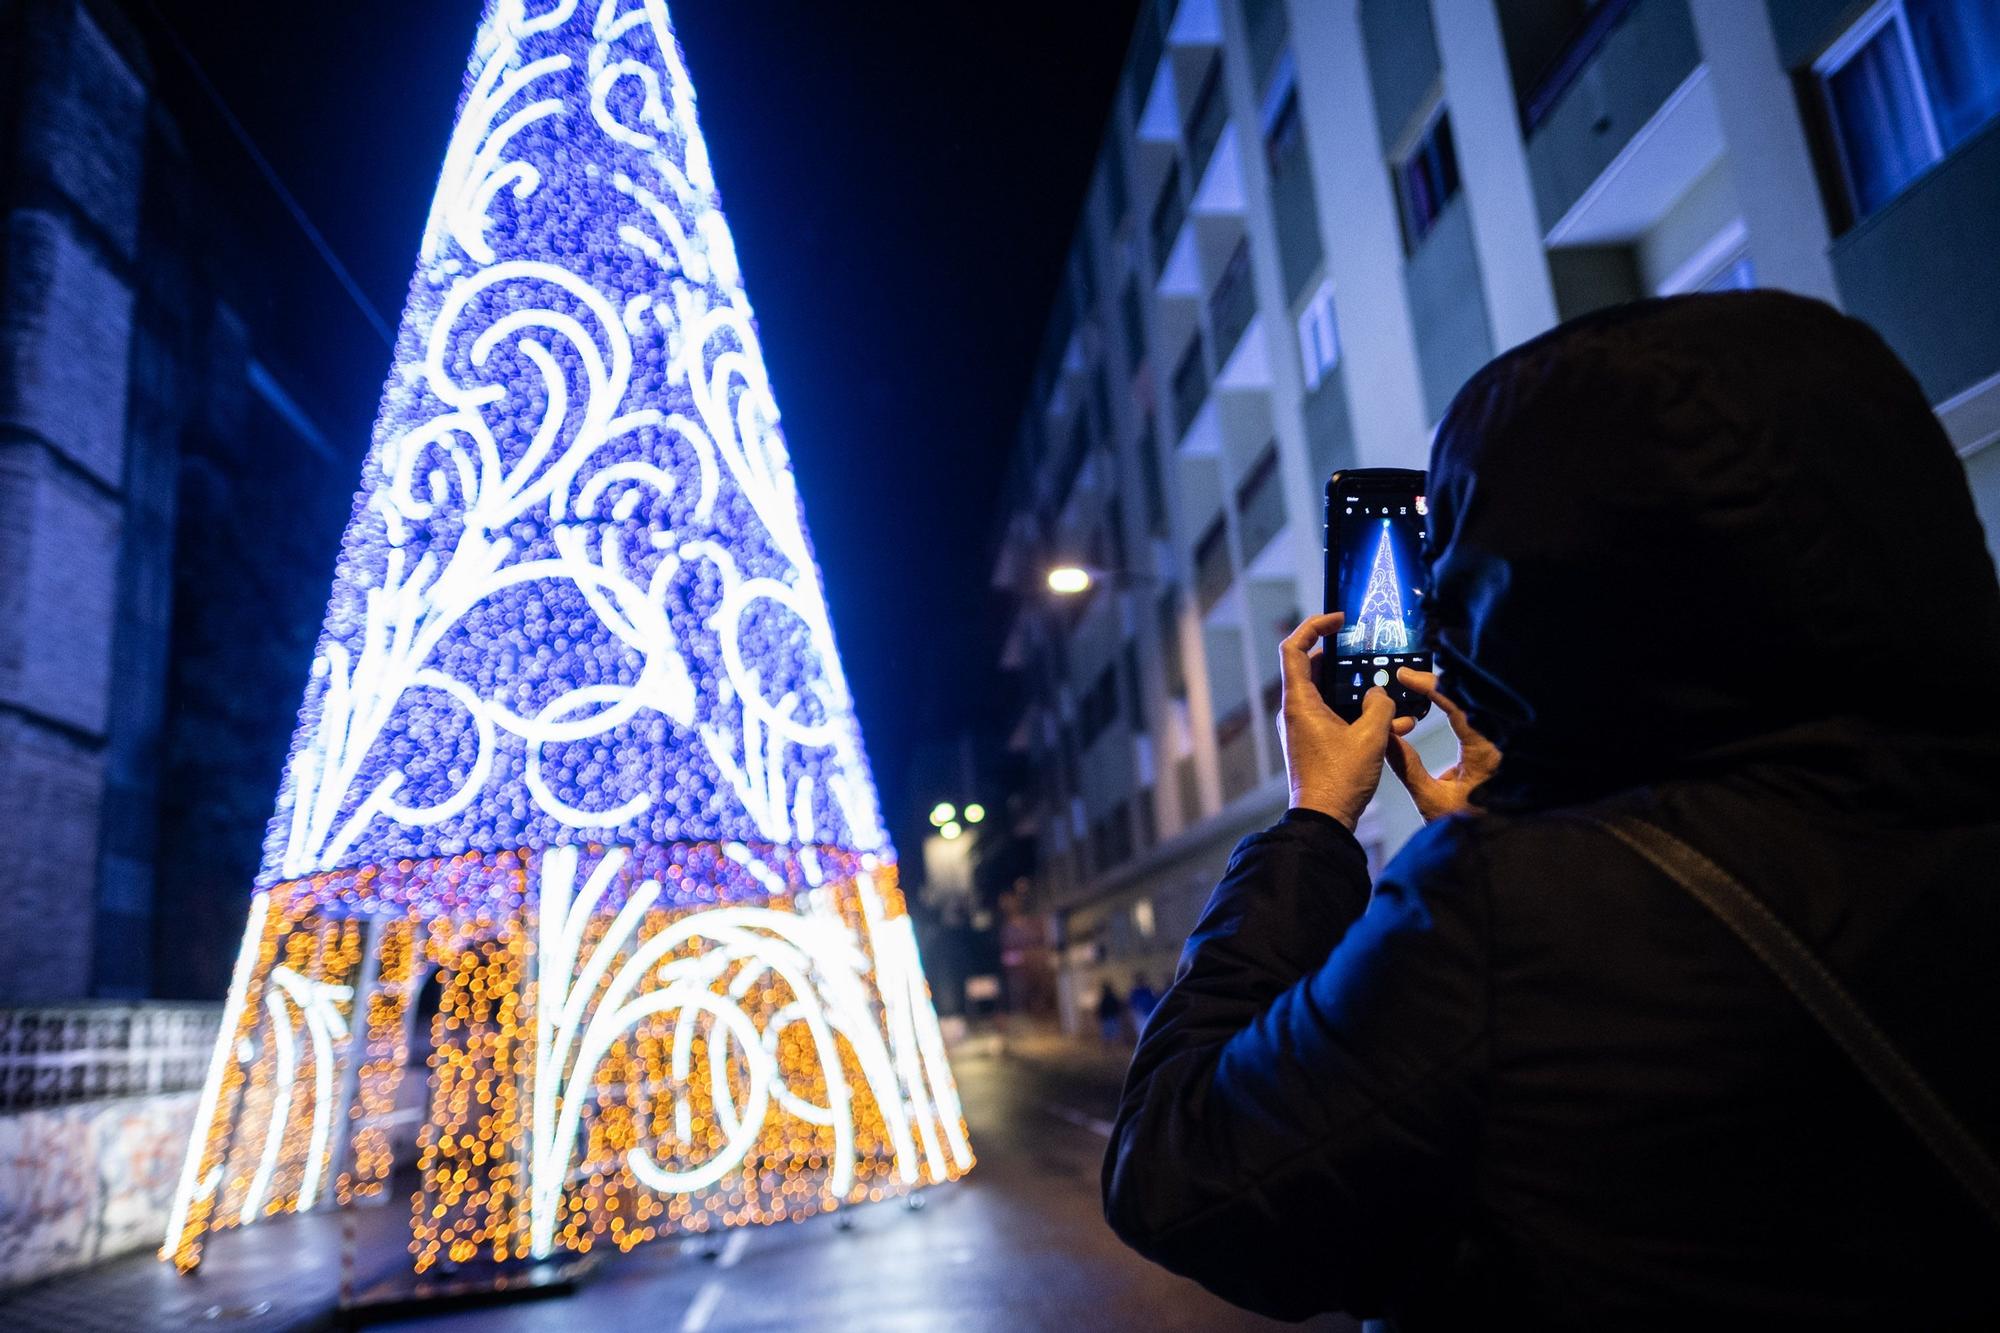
[1046, 565, 1093, 595]
[1045, 564, 1154, 596]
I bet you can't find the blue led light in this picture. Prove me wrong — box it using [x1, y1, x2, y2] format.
[259, 0, 887, 885]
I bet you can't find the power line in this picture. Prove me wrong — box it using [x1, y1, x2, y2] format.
[141, 0, 397, 349]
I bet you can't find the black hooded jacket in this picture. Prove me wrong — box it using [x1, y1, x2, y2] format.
[1101, 293, 2000, 1328]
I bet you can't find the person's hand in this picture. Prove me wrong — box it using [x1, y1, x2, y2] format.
[1277, 612, 1397, 830]
[1384, 668, 1501, 822]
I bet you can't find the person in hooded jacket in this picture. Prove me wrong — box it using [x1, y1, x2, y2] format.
[1100, 292, 2000, 1330]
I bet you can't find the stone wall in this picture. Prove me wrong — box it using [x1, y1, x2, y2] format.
[0, 0, 148, 1000]
[0, 1088, 197, 1288]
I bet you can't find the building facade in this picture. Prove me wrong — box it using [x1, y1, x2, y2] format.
[0, 0, 360, 1000]
[990, 0, 2000, 1032]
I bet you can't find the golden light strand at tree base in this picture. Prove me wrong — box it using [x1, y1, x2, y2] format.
[162, 847, 971, 1274]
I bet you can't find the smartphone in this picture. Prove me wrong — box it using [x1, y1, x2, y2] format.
[1321, 468, 1432, 723]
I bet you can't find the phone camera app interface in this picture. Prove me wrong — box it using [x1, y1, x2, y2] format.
[1336, 496, 1426, 657]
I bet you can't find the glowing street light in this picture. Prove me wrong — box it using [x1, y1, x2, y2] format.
[928, 802, 957, 828]
[1046, 565, 1093, 595]
[963, 803, 985, 824]
[939, 821, 964, 840]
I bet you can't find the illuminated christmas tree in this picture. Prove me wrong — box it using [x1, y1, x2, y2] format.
[162, 0, 969, 1274]
[1358, 520, 1409, 652]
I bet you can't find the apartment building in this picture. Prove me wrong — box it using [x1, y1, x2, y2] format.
[988, 0, 2000, 1032]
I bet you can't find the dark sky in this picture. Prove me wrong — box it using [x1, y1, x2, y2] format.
[138, 1, 1139, 855]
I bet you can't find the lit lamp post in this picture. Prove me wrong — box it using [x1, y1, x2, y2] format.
[1045, 564, 1154, 596]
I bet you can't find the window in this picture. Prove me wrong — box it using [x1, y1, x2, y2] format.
[1296, 277, 1340, 391]
[1157, 590, 1186, 698]
[1078, 663, 1120, 750]
[1235, 444, 1286, 563]
[1208, 239, 1256, 361]
[1194, 515, 1234, 613]
[1186, 58, 1229, 181]
[1102, 127, 1130, 228]
[1137, 420, 1168, 535]
[1151, 162, 1186, 271]
[1172, 338, 1210, 432]
[1120, 280, 1147, 369]
[1263, 55, 1305, 179]
[1817, 0, 2000, 221]
[1395, 107, 1462, 250]
[1123, 642, 1145, 729]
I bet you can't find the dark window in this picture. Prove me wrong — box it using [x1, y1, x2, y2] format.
[1078, 663, 1120, 750]
[1172, 338, 1210, 433]
[1395, 109, 1462, 250]
[1103, 126, 1130, 227]
[1194, 515, 1234, 613]
[1137, 420, 1168, 536]
[1123, 642, 1145, 728]
[1208, 238, 1256, 362]
[1151, 162, 1187, 271]
[1158, 590, 1187, 698]
[1818, 0, 2000, 221]
[1214, 702, 1259, 802]
[1265, 84, 1305, 178]
[1234, 444, 1286, 563]
[1134, 787, 1158, 850]
[1186, 58, 1228, 181]
[1053, 416, 1089, 513]
[1120, 280, 1147, 369]
[1264, 54, 1323, 302]
[1090, 369, 1113, 437]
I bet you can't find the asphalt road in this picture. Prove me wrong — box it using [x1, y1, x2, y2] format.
[0, 1033, 1358, 1331]
[383, 1032, 1355, 1332]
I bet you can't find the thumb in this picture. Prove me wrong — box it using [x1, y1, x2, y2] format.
[1354, 686, 1395, 742]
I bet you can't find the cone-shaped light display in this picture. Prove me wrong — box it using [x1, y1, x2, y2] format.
[162, 0, 969, 1274]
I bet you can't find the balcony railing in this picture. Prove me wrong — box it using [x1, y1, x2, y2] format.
[1171, 338, 1210, 436]
[0, 1003, 221, 1111]
[1208, 239, 1255, 362]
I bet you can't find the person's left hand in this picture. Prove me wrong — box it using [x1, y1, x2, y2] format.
[1276, 612, 1397, 830]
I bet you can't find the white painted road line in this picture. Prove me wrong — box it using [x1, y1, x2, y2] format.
[1041, 1102, 1115, 1137]
[680, 1278, 725, 1333]
[717, 1228, 749, 1269]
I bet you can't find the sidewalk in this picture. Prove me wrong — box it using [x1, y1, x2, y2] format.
[0, 1018, 1135, 1332]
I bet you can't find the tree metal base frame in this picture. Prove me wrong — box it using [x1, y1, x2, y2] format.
[161, 848, 971, 1274]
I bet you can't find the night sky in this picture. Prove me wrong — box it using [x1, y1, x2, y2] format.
[137, 1, 1140, 856]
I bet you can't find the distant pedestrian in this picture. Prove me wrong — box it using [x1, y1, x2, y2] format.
[1094, 981, 1126, 1044]
[1126, 974, 1159, 1032]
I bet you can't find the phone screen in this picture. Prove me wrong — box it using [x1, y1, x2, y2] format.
[1334, 493, 1426, 653]
[1324, 484, 1430, 719]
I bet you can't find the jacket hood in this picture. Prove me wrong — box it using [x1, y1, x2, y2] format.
[1424, 291, 2000, 814]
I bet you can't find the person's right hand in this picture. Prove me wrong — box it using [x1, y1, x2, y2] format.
[1384, 668, 1501, 822]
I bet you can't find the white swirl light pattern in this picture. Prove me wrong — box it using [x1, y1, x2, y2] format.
[162, 0, 968, 1275]
[264, 0, 885, 881]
